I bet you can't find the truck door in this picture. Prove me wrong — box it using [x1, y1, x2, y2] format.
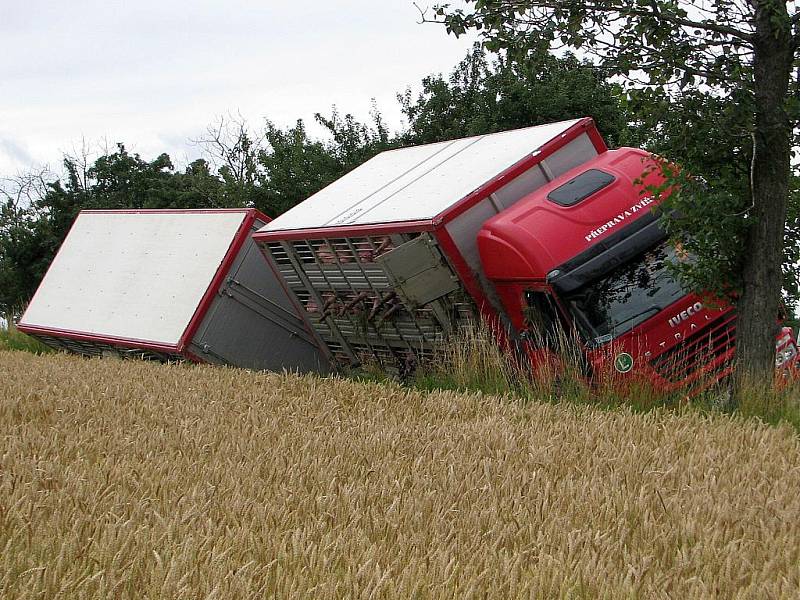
[522, 291, 563, 348]
[521, 289, 584, 372]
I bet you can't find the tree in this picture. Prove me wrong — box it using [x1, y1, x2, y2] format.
[193, 114, 264, 208]
[623, 87, 800, 333]
[79, 144, 229, 211]
[256, 107, 395, 216]
[256, 119, 345, 215]
[0, 169, 56, 317]
[399, 44, 627, 146]
[314, 103, 395, 172]
[426, 0, 799, 397]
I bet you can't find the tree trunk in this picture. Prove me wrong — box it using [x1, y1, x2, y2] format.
[732, 0, 794, 402]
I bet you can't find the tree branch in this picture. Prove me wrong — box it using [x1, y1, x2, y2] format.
[627, 9, 752, 41]
[428, 1, 754, 43]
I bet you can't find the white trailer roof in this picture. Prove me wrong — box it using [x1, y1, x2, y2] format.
[260, 119, 583, 232]
[20, 211, 248, 346]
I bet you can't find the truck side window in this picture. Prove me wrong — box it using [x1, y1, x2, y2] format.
[522, 291, 566, 349]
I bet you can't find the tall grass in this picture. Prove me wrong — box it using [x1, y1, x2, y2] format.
[2, 350, 800, 597]
[4, 314, 798, 429]
[0, 319, 52, 354]
[724, 374, 800, 429]
[412, 323, 532, 397]
[413, 321, 800, 429]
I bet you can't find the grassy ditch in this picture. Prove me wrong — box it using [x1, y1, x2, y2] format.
[3, 316, 798, 430]
[0, 320, 51, 355]
[404, 323, 800, 431]
[2, 350, 800, 597]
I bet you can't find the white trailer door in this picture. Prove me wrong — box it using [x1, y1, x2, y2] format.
[20, 211, 246, 346]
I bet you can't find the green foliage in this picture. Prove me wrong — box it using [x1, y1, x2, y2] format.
[86, 146, 230, 210]
[627, 89, 754, 301]
[0, 221, 55, 317]
[0, 171, 68, 316]
[626, 87, 800, 310]
[399, 45, 626, 146]
[255, 119, 344, 216]
[314, 104, 394, 172]
[430, 1, 765, 93]
[256, 108, 394, 216]
[0, 320, 52, 354]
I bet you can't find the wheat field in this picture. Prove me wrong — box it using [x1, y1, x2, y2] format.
[1, 351, 800, 598]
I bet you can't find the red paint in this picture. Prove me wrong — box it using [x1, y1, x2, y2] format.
[178, 209, 267, 351]
[584, 294, 736, 392]
[478, 147, 796, 390]
[476, 148, 713, 389]
[19, 208, 272, 364]
[479, 148, 664, 283]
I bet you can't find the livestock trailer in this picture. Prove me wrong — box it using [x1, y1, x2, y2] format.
[254, 118, 606, 373]
[18, 209, 326, 372]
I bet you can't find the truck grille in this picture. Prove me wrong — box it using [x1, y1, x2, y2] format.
[650, 314, 736, 384]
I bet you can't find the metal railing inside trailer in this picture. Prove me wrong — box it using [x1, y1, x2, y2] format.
[264, 232, 477, 373]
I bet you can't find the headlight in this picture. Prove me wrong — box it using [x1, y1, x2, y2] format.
[776, 343, 798, 368]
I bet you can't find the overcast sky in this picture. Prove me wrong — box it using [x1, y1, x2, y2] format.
[0, 1, 476, 175]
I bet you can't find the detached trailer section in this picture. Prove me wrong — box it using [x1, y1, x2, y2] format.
[254, 118, 606, 373]
[18, 209, 326, 372]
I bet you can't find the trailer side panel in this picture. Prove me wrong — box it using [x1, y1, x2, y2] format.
[187, 219, 327, 373]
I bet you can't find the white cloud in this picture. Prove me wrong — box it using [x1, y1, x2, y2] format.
[0, 137, 35, 170]
[0, 0, 476, 174]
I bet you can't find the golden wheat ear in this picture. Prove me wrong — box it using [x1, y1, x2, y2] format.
[2, 350, 799, 598]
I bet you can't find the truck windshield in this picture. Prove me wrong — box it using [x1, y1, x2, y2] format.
[563, 243, 685, 346]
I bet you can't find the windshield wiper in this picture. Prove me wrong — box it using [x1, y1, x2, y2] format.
[591, 305, 662, 346]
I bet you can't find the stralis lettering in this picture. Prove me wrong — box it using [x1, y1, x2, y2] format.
[584, 197, 654, 242]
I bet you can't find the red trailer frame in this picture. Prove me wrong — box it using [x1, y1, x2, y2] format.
[18, 209, 326, 372]
[254, 119, 607, 370]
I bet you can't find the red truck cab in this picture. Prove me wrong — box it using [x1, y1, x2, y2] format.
[478, 147, 798, 391]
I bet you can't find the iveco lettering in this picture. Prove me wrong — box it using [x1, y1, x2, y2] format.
[668, 302, 704, 328]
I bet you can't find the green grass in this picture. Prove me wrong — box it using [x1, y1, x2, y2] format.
[0, 320, 53, 354]
[401, 322, 800, 432]
[3, 314, 798, 431]
[729, 376, 800, 430]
